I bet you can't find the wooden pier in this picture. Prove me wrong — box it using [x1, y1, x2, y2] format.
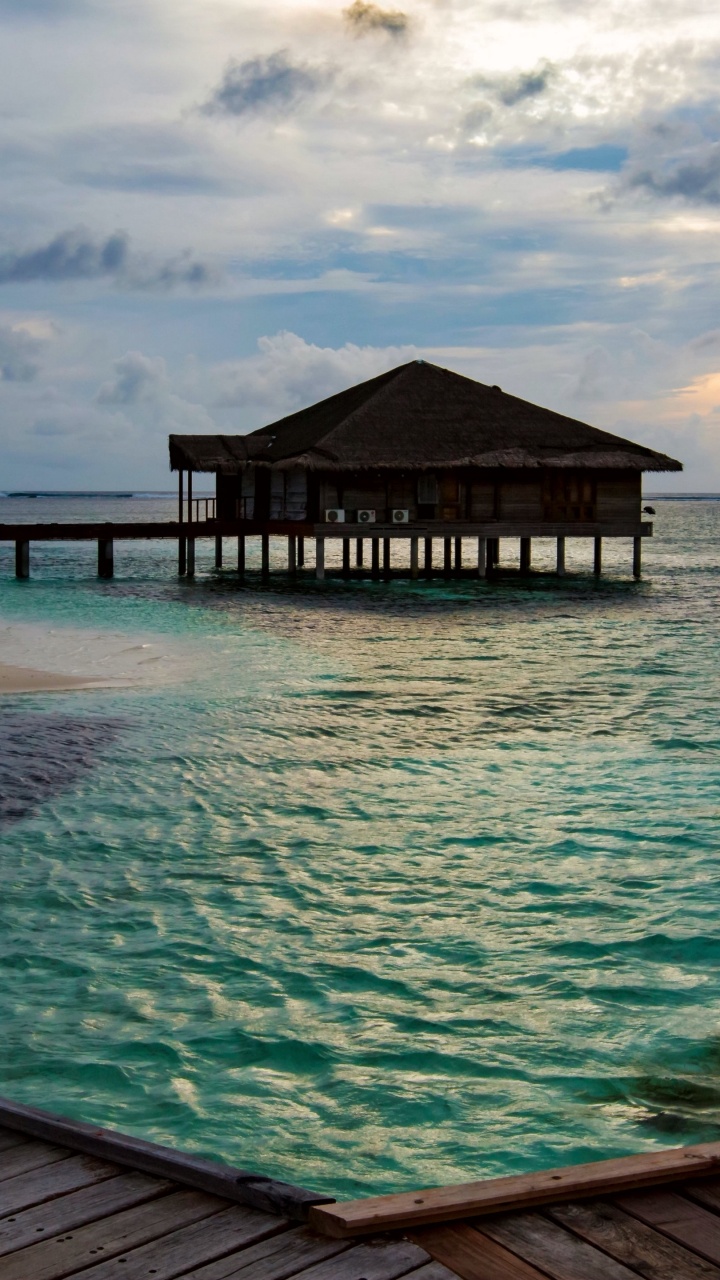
[2, 1095, 720, 1278]
[0, 519, 653, 582]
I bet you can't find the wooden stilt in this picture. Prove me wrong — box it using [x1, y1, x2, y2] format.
[15, 539, 29, 580]
[594, 536, 602, 576]
[187, 470, 192, 525]
[298, 536, 305, 567]
[342, 538, 350, 577]
[444, 537, 452, 577]
[410, 537, 419, 580]
[383, 536, 391, 580]
[356, 538, 363, 568]
[178, 469, 184, 523]
[424, 537, 433, 579]
[97, 538, 114, 579]
[556, 536, 565, 577]
[316, 536, 325, 581]
[178, 536, 186, 576]
[215, 535, 223, 569]
[288, 535, 297, 575]
[261, 533, 270, 579]
[477, 537, 487, 578]
[454, 536, 462, 573]
[371, 537, 380, 579]
[186, 537, 195, 577]
[520, 537, 531, 573]
[633, 536, 642, 579]
[237, 534, 245, 578]
[486, 537, 495, 575]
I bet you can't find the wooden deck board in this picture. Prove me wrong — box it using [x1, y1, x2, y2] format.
[178, 1223, 349, 1279]
[273, 1238, 431, 1280]
[0, 1140, 71, 1183]
[409, 1223, 550, 1280]
[0, 1151, 123, 1219]
[548, 1196, 720, 1278]
[0, 1131, 27, 1155]
[0, 1171, 173, 1256]
[615, 1189, 720, 1266]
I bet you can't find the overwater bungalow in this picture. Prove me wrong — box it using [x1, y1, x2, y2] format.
[170, 359, 682, 579]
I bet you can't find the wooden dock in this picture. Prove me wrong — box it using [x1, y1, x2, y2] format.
[2, 1096, 720, 1279]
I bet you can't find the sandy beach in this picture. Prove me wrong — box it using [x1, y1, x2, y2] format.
[0, 662, 104, 694]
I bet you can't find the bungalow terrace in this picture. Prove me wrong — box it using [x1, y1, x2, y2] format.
[169, 359, 682, 580]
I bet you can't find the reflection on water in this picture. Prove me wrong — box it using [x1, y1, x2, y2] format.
[0, 497, 719, 1197]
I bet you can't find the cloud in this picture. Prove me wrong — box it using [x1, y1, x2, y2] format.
[497, 67, 553, 107]
[627, 142, 720, 205]
[0, 228, 216, 291]
[343, 1, 409, 37]
[97, 351, 166, 405]
[202, 52, 328, 118]
[0, 322, 48, 382]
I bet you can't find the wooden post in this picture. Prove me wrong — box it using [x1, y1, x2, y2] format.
[383, 536, 391, 580]
[186, 536, 195, 577]
[237, 534, 245, 578]
[316, 536, 325, 580]
[261, 533, 270, 580]
[356, 538, 363, 568]
[342, 538, 350, 577]
[424, 537, 433, 579]
[444, 537, 452, 577]
[178, 469, 184, 523]
[15, 539, 29, 580]
[520, 537, 531, 573]
[371, 537, 380, 578]
[633, 536, 642, 579]
[288, 535, 297, 576]
[594, 536, 602, 577]
[187, 469, 193, 526]
[556, 536, 565, 577]
[298, 536, 305, 567]
[493, 538, 500, 567]
[410, 537, 419, 580]
[215, 535, 223, 569]
[178, 536, 186, 575]
[97, 537, 114, 579]
[477, 537, 487, 578]
[454, 536, 462, 573]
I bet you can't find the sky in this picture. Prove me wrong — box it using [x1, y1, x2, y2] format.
[0, 0, 719, 489]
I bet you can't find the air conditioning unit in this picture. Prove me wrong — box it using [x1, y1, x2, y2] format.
[391, 509, 410, 523]
[357, 509, 376, 523]
[325, 508, 345, 523]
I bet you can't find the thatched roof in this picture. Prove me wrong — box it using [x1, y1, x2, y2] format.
[169, 361, 682, 473]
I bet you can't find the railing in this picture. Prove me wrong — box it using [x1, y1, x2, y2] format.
[184, 497, 216, 523]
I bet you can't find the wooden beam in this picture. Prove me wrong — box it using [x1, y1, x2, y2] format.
[178, 536, 186, 576]
[261, 533, 270, 580]
[178, 469, 184, 524]
[15, 539, 29, 580]
[594, 537, 602, 576]
[97, 538, 114, 579]
[316, 536, 325, 580]
[454, 537, 462, 572]
[410, 537, 419, 580]
[444, 537, 452, 577]
[298, 535, 305, 567]
[288, 535, 297, 576]
[342, 538, 350, 577]
[309, 1142, 720, 1238]
[371, 537, 380, 579]
[237, 534, 245, 577]
[215, 535, 223, 569]
[633, 535, 642, 578]
[520, 537, 531, 573]
[424, 537, 433, 578]
[356, 537, 364, 568]
[556, 536, 565, 577]
[186, 537, 195, 577]
[383, 536, 391, 580]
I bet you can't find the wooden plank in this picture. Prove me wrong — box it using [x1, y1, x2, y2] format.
[0, 1187, 228, 1280]
[0, 1130, 27, 1154]
[478, 1212, 640, 1280]
[59, 1203, 287, 1280]
[549, 1196, 720, 1278]
[285, 1239, 431, 1280]
[0, 1141, 70, 1183]
[685, 1177, 720, 1216]
[0, 1171, 172, 1256]
[310, 1143, 720, 1237]
[403, 1265, 465, 1280]
[0, 1152, 122, 1219]
[409, 1223, 549, 1280]
[0, 1096, 332, 1220]
[178, 1224, 348, 1279]
[615, 1189, 720, 1265]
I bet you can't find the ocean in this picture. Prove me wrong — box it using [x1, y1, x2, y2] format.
[0, 492, 718, 1199]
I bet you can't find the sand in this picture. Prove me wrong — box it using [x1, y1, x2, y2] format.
[0, 662, 105, 694]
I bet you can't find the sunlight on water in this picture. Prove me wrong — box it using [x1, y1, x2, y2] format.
[0, 495, 719, 1197]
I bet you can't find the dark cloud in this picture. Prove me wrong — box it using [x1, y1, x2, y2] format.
[627, 143, 720, 205]
[497, 67, 552, 106]
[203, 51, 326, 117]
[343, 1, 409, 36]
[0, 324, 44, 381]
[0, 228, 216, 290]
[97, 351, 165, 405]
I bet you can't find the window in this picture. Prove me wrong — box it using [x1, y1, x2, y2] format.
[543, 473, 596, 522]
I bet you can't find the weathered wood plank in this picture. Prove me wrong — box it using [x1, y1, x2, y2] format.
[310, 1143, 720, 1236]
[402, 1264, 464, 1280]
[286, 1239, 431, 1280]
[549, 1196, 720, 1278]
[0, 1152, 122, 1220]
[0, 1130, 27, 1155]
[0, 1171, 172, 1256]
[0, 1187, 228, 1280]
[409, 1222, 549, 1280]
[615, 1189, 720, 1265]
[178, 1224, 348, 1279]
[0, 1097, 332, 1220]
[479, 1211, 640, 1280]
[685, 1177, 720, 1216]
[0, 1141, 70, 1183]
[59, 1203, 287, 1280]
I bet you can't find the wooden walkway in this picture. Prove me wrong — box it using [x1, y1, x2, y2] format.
[3, 1096, 720, 1279]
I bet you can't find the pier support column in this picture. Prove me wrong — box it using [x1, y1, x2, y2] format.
[315, 536, 325, 581]
[383, 536, 391, 580]
[633, 536, 642, 579]
[178, 536, 186, 576]
[410, 536, 419, 580]
[342, 538, 350, 578]
[443, 537, 452, 578]
[520, 537, 532, 573]
[356, 537, 364, 568]
[454, 537, 463, 573]
[237, 534, 245, 579]
[556, 536, 565, 577]
[186, 537, 196, 577]
[215, 535, 223, 569]
[288, 535, 297, 576]
[594, 537, 602, 577]
[298, 536, 305, 568]
[477, 537, 487, 578]
[15, 539, 29, 580]
[424, 537, 433, 579]
[371, 538, 380, 579]
[97, 537, 114, 579]
[261, 533, 270, 580]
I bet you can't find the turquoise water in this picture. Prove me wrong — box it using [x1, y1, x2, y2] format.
[0, 495, 719, 1199]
